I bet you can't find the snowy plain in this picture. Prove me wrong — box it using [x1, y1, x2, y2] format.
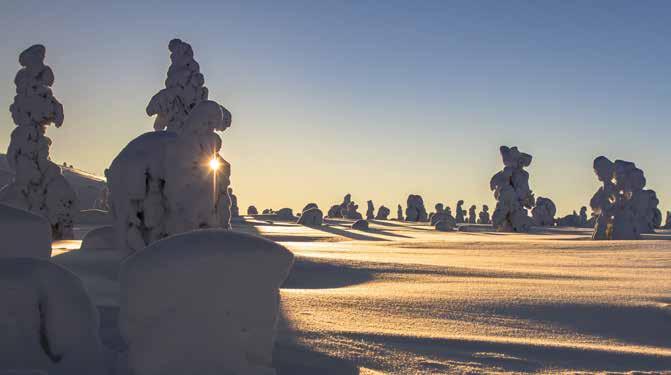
[51, 217, 671, 374]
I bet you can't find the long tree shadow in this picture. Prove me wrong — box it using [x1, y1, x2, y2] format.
[365, 227, 413, 239]
[282, 257, 375, 289]
[368, 219, 434, 231]
[314, 224, 389, 241]
[489, 302, 671, 349]
[333, 331, 671, 373]
[274, 308, 360, 374]
[367, 219, 408, 227]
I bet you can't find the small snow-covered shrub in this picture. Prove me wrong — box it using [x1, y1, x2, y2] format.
[0, 258, 106, 374]
[0, 204, 51, 260]
[297, 207, 323, 227]
[531, 197, 557, 227]
[119, 229, 294, 375]
[275, 208, 294, 220]
[435, 219, 456, 232]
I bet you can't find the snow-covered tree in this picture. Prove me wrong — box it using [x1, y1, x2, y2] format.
[0, 44, 77, 240]
[146, 39, 209, 133]
[108, 39, 233, 253]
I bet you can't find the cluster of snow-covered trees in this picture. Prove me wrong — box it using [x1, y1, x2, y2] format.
[0, 41, 293, 375]
[2, 36, 671, 375]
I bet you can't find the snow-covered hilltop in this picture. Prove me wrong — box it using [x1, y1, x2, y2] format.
[0, 153, 106, 210]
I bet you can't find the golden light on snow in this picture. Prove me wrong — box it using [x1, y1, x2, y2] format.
[209, 157, 221, 172]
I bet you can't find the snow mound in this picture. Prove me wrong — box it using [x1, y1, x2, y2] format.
[80, 226, 115, 251]
[435, 219, 456, 231]
[119, 229, 294, 375]
[352, 219, 369, 230]
[297, 207, 323, 227]
[0, 204, 51, 260]
[0, 258, 106, 374]
[275, 208, 295, 220]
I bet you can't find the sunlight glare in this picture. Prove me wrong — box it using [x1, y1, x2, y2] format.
[209, 157, 221, 172]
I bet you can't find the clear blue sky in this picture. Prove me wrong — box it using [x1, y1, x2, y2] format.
[1, 0, 669, 215]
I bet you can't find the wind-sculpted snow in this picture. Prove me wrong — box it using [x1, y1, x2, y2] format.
[0, 204, 51, 260]
[53, 220, 671, 374]
[80, 226, 115, 251]
[0, 258, 106, 374]
[1, 45, 77, 240]
[119, 229, 293, 375]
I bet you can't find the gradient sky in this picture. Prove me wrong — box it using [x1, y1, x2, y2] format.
[1, 0, 670, 215]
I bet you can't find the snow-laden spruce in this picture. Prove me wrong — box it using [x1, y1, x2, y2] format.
[531, 197, 556, 227]
[0, 258, 107, 374]
[366, 200, 375, 220]
[455, 200, 465, 223]
[405, 194, 427, 222]
[107, 100, 232, 253]
[0, 45, 77, 240]
[590, 156, 661, 240]
[108, 40, 233, 253]
[375, 205, 390, 220]
[467, 205, 477, 224]
[297, 206, 323, 227]
[477, 205, 491, 224]
[119, 229, 293, 375]
[490, 146, 535, 232]
[229, 187, 240, 218]
[146, 39, 209, 133]
[0, 204, 52, 260]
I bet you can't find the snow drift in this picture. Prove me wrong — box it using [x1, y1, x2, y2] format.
[0, 258, 106, 374]
[119, 229, 294, 375]
[0, 204, 51, 260]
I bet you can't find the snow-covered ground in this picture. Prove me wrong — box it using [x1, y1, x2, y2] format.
[52, 219, 671, 374]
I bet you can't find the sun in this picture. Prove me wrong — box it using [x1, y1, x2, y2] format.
[209, 157, 221, 171]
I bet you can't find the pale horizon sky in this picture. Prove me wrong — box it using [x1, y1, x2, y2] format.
[1, 1, 670, 216]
